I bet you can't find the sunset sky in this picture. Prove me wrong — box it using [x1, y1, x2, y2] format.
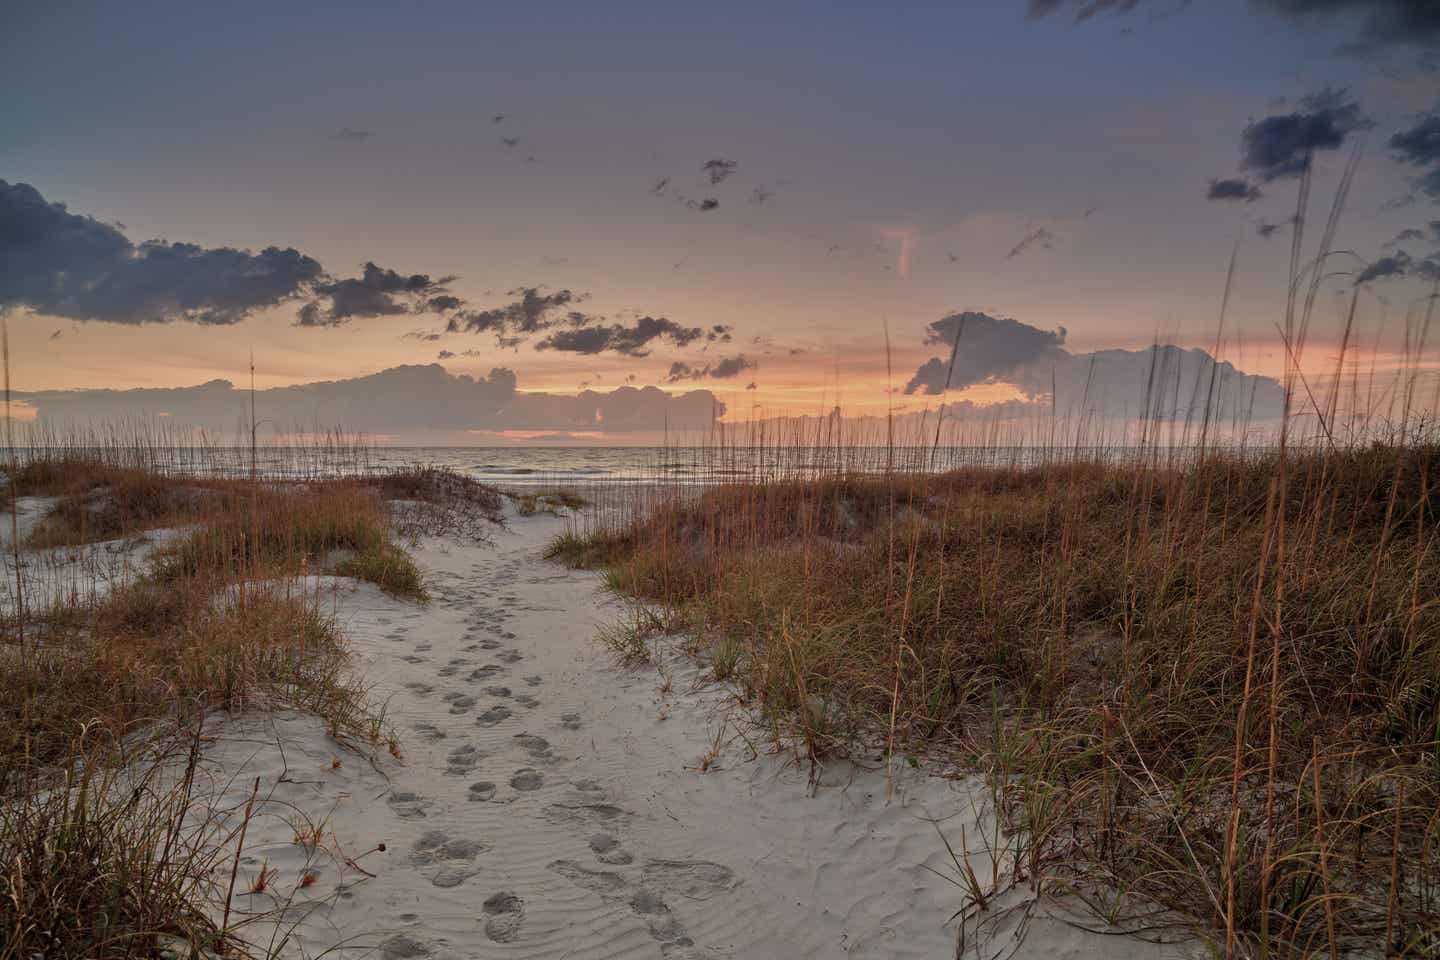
[4, 1, 1439, 441]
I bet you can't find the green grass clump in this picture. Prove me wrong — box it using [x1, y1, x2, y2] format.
[335, 542, 428, 601]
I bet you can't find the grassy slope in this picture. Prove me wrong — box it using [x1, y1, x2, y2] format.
[1, 459, 498, 958]
[550, 446, 1440, 956]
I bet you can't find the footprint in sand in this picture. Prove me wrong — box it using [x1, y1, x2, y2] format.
[476, 705, 512, 727]
[468, 781, 497, 801]
[589, 833, 634, 865]
[483, 892, 525, 942]
[483, 685, 512, 698]
[510, 768, 544, 791]
[404, 681, 434, 696]
[468, 665, 503, 682]
[380, 933, 430, 959]
[523, 675, 543, 686]
[445, 694, 477, 715]
[402, 655, 425, 664]
[413, 722, 447, 742]
[386, 790, 431, 820]
[513, 734, 553, 760]
[560, 712, 583, 730]
[543, 802, 628, 827]
[446, 744, 484, 775]
[437, 664, 459, 677]
[512, 693, 539, 708]
[546, 861, 687, 944]
[498, 650, 524, 663]
[411, 830, 490, 888]
[641, 860, 738, 900]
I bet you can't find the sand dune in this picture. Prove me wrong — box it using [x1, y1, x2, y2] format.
[195, 509, 1192, 959]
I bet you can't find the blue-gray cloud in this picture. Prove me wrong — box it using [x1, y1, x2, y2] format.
[904, 311, 1068, 395]
[298, 262, 456, 327]
[537, 316, 722, 358]
[1240, 89, 1368, 182]
[1029, 1, 1440, 50]
[1207, 178, 1262, 202]
[1, 179, 323, 325]
[1388, 113, 1440, 201]
[663, 354, 756, 383]
[1, 179, 478, 331]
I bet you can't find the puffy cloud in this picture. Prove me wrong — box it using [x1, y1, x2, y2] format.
[903, 309, 1284, 420]
[1207, 178, 1262, 202]
[0, 179, 323, 325]
[298, 262, 456, 327]
[903, 311, 1068, 395]
[15, 364, 724, 437]
[663, 354, 756, 383]
[1005, 227, 1057, 259]
[1388, 113, 1440, 200]
[1239, 89, 1369, 181]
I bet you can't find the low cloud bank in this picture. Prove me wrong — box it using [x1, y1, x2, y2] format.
[17, 364, 723, 436]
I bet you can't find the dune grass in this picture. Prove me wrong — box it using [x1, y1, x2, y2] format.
[506, 488, 589, 516]
[550, 439, 1440, 956]
[0, 435, 500, 958]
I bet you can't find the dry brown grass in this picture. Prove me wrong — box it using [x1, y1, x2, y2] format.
[551, 441, 1440, 956]
[0, 434, 502, 958]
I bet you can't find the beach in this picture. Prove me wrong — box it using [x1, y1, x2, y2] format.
[184, 502, 1190, 959]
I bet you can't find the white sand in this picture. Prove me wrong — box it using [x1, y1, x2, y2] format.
[1, 495, 187, 616]
[184, 508, 1196, 959]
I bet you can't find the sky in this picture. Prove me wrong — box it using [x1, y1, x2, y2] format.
[4, 0, 1439, 442]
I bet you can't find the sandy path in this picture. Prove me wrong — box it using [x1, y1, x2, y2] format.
[200, 510, 1191, 959]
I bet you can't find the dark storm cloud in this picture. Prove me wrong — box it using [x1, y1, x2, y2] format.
[1005, 227, 1057, 259]
[903, 311, 1068, 395]
[537, 316, 711, 358]
[663, 354, 756, 382]
[1029, 1, 1440, 50]
[0, 179, 324, 325]
[1239, 89, 1368, 182]
[14, 364, 724, 436]
[1207, 178, 1262, 202]
[297, 262, 456, 327]
[1388, 113, 1440, 201]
